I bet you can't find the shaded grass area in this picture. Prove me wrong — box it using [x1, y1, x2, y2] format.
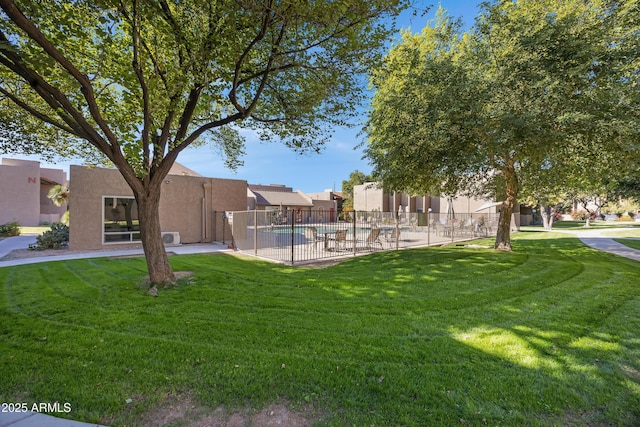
[1, 232, 639, 426]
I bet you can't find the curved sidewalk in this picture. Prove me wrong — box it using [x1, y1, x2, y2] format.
[574, 228, 640, 262]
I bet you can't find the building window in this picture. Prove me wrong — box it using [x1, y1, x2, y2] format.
[103, 196, 141, 244]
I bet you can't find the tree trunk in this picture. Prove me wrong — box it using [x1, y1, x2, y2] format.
[494, 164, 518, 251]
[540, 205, 550, 230]
[540, 205, 556, 230]
[136, 187, 175, 286]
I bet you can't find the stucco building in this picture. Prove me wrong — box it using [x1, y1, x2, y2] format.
[306, 189, 343, 221]
[0, 158, 67, 226]
[353, 181, 509, 216]
[247, 184, 338, 223]
[353, 181, 522, 227]
[69, 164, 247, 250]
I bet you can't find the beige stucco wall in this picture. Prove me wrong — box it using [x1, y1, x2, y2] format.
[0, 160, 40, 225]
[69, 165, 247, 250]
[0, 159, 67, 226]
[353, 182, 386, 211]
[353, 181, 504, 218]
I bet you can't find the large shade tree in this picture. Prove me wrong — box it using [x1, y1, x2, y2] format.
[0, 0, 408, 285]
[365, 0, 639, 250]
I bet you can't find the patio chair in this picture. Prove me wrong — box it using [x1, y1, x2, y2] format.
[334, 229, 348, 251]
[358, 227, 383, 251]
[385, 227, 401, 247]
[304, 227, 322, 251]
[461, 218, 474, 236]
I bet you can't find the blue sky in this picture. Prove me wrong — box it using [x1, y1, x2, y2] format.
[2, 1, 481, 194]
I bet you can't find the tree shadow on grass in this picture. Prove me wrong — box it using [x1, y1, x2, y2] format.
[1, 236, 639, 425]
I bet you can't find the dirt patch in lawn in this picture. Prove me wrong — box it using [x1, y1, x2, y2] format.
[137, 394, 323, 427]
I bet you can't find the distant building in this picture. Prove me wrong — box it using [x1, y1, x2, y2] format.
[353, 181, 521, 227]
[354, 181, 500, 215]
[247, 184, 339, 223]
[0, 158, 67, 226]
[305, 189, 343, 221]
[247, 184, 313, 212]
[353, 182, 432, 213]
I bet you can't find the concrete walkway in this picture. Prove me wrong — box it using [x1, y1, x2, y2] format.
[1, 227, 638, 427]
[0, 411, 106, 427]
[0, 234, 37, 259]
[573, 228, 640, 262]
[0, 236, 232, 268]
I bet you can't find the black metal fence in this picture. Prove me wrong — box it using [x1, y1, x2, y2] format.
[222, 209, 509, 265]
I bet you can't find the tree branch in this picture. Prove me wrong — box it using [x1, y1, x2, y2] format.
[157, 0, 188, 68]
[0, 0, 118, 147]
[229, 0, 275, 114]
[0, 86, 78, 135]
[174, 111, 244, 154]
[0, 34, 109, 150]
[130, 0, 151, 173]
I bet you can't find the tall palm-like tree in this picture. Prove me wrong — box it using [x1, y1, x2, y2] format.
[47, 184, 69, 224]
[47, 184, 69, 207]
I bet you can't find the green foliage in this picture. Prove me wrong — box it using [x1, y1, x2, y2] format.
[341, 169, 373, 211]
[365, 1, 640, 248]
[30, 222, 69, 250]
[571, 211, 591, 221]
[1, 0, 411, 282]
[604, 198, 640, 217]
[0, 233, 639, 425]
[1, 0, 409, 176]
[0, 221, 20, 237]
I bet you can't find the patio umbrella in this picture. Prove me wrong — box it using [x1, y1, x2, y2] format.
[474, 201, 503, 212]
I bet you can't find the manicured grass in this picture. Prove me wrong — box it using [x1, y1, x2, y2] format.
[546, 220, 640, 230]
[606, 228, 640, 238]
[614, 238, 640, 251]
[1, 232, 639, 426]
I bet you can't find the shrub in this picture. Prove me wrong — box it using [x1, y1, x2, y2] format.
[0, 221, 21, 237]
[572, 211, 590, 221]
[30, 222, 69, 250]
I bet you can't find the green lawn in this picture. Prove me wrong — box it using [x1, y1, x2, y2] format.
[605, 228, 640, 238]
[1, 232, 639, 426]
[614, 238, 640, 251]
[544, 220, 640, 230]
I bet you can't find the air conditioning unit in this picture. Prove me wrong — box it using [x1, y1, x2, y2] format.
[161, 231, 180, 245]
